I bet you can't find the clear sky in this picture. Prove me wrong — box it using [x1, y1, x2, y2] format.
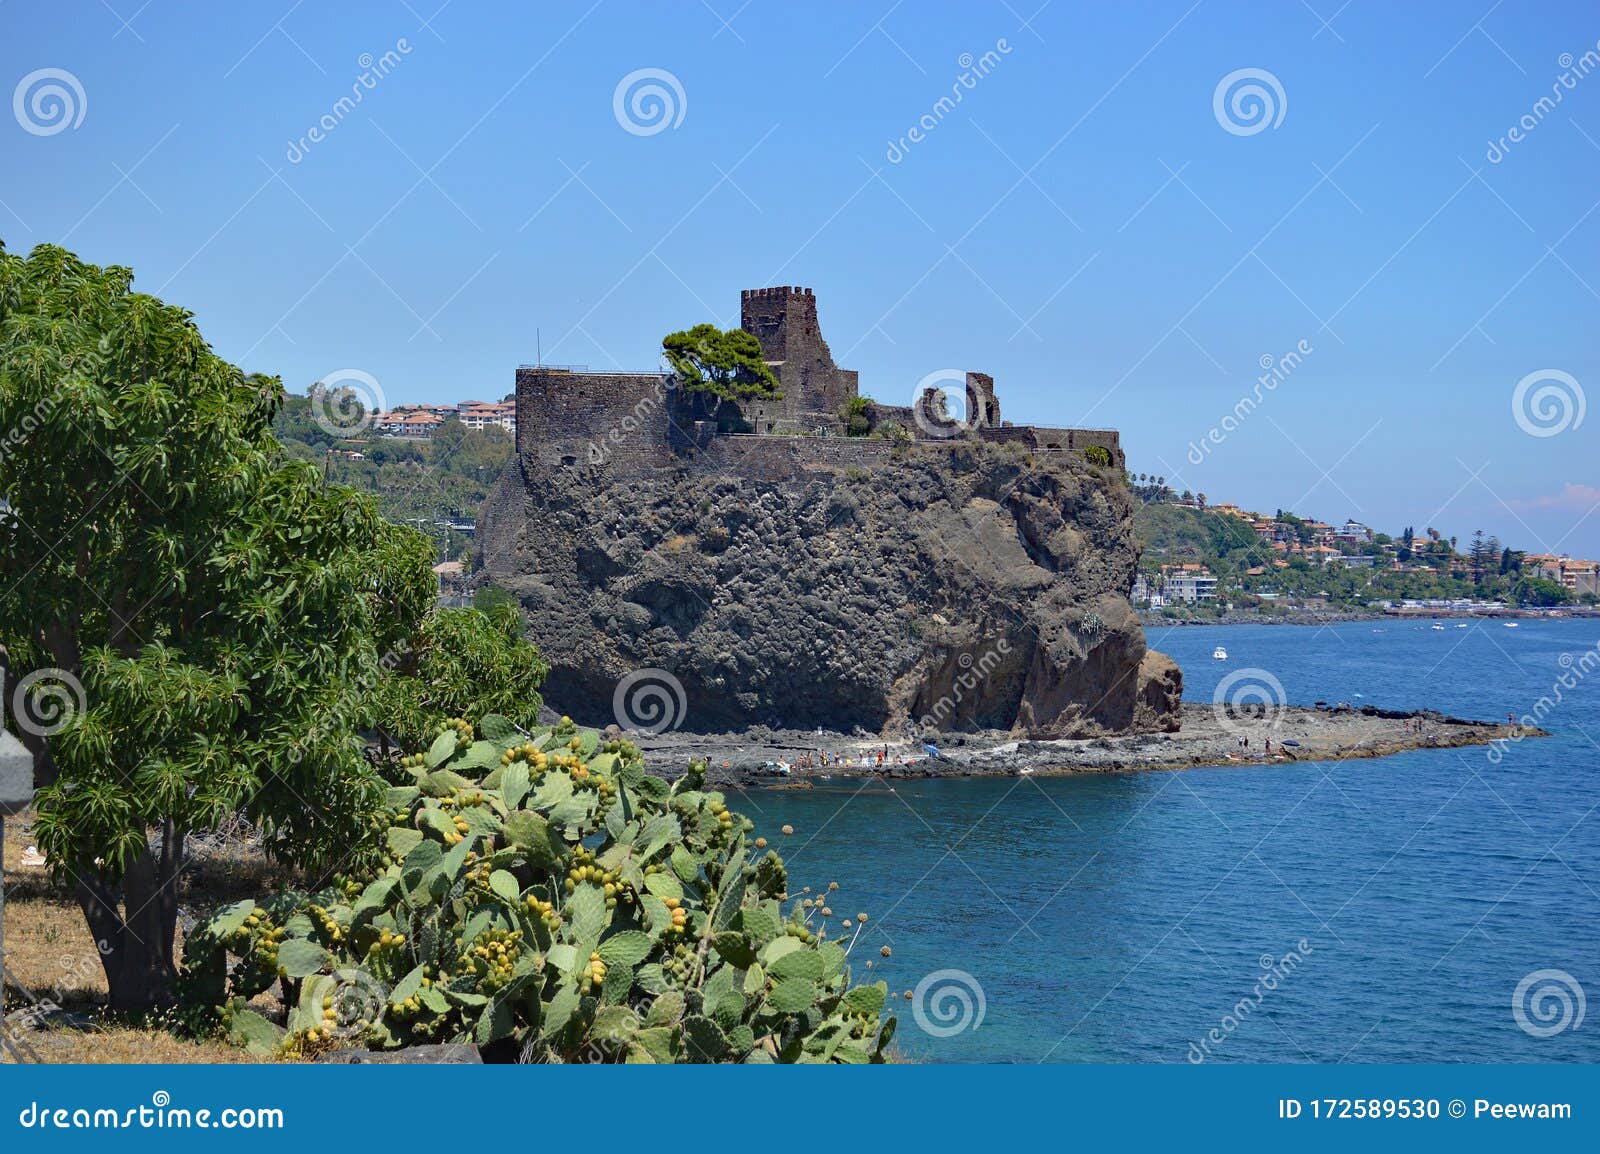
[3, 1, 1597, 556]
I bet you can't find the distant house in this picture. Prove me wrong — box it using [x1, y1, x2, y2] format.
[1526, 554, 1599, 598]
[1335, 519, 1372, 544]
[370, 400, 517, 439]
[374, 409, 448, 438]
[1162, 564, 1218, 603]
[456, 400, 517, 434]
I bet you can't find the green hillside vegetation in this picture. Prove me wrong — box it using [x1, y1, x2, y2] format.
[274, 394, 515, 562]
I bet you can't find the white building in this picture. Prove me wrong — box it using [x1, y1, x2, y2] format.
[1164, 566, 1218, 603]
[1336, 519, 1373, 544]
[456, 400, 517, 434]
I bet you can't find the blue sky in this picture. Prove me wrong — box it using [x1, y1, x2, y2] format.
[3, 1, 1597, 556]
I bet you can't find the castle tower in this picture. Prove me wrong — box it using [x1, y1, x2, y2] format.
[738, 287, 858, 431]
[966, 372, 1000, 429]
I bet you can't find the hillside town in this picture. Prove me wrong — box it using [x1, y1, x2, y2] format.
[371, 399, 516, 438]
[1130, 487, 1598, 617]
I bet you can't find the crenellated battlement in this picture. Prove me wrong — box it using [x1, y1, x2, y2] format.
[740, 286, 814, 300]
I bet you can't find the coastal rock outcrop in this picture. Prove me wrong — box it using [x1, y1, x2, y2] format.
[480, 437, 1181, 738]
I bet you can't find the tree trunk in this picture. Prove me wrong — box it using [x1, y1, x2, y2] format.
[73, 826, 185, 1014]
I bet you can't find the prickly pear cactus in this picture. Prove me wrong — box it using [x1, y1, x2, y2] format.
[180, 715, 896, 1063]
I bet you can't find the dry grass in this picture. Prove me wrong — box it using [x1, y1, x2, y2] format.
[8, 1024, 261, 1064]
[2, 812, 280, 1065]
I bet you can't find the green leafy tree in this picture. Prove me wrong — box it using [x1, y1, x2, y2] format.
[662, 324, 782, 402]
[840, 395, 871, 437]
[0, 243, 437, 1011]
[1514, 576, 1571, 607]
[473, 584, 519, 616]
[366, 603, 548, 753]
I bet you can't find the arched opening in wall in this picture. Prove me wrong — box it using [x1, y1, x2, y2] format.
[560, 454, 578, 467]
[766, 422, 774, 433]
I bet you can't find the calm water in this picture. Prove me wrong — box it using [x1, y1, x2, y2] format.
[739, 618, 1600, 1063]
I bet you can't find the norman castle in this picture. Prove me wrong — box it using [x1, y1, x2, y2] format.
[513, 286, 1122, 474]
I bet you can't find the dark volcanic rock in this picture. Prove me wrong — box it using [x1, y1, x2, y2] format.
[480, 439, 1181, 738]
[319, 1044, 482, 1064]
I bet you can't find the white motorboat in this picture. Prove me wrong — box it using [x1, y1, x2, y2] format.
[1212, 646, 1228, 660]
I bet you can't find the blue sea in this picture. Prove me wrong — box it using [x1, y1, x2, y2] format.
[739, 618, 1600, 1063]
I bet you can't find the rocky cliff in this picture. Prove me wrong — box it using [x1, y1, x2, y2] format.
[479, 439, 1181, 737]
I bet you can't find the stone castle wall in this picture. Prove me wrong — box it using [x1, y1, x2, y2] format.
[980, 424, 1124, 468]
[516, 366, 673, 469]
[693, 433, 895, 480]
[515, 287, 1123, 477]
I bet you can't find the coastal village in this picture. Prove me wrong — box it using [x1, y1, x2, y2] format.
[1130, 491, 1598, 617]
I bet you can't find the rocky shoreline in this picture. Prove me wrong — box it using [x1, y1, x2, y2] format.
[628, 703, 1539, 789]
